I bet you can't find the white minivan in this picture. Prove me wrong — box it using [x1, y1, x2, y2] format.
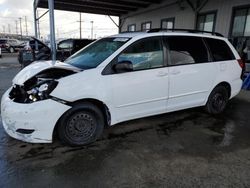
[1, 30, 243, 146]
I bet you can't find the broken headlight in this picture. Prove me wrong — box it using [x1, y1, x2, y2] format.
[26, 79, 58, 102]
[10, 79, 58, 103]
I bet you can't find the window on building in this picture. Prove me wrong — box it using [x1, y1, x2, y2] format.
[117, 37, 164, 71]
[161, 18, 175, 29]
[166, 36, 209, 66]
[205, 38, 235, 61]
[128, 24, 136, 32]
[141, 22, 152, 31]
[196, 11, 217, 32]
[231, 7, 250, 37]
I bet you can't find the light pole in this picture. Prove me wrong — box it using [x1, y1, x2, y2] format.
[80, 13, 82, 39]
[90, 21, 94, 39]
[19, 17, 22, 39]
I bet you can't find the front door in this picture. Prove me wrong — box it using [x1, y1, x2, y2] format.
[110, 37, 169, 123]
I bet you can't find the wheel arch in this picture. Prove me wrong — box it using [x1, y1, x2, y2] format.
[52, 98, 111, 141]
[213, 81, 231, 98]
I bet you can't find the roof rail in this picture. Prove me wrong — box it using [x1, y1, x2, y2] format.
[147, 28, 224, 37]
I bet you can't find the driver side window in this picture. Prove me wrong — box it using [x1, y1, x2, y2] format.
[58, 40, 73, 50]
[117, 37, 164, 71]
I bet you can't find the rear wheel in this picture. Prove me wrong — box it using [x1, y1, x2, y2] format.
[205, 86, 229, 114]
[57, 103, 104, 146]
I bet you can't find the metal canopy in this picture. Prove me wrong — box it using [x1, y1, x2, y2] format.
[35, 0, 163, 16]
[33, 0, 163, 63]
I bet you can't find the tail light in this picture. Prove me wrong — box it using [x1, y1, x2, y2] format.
[237, 59, 244, 69]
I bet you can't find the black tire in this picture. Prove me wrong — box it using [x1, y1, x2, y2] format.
[57, 103, 104, 146]
[205, 86, 229, 115]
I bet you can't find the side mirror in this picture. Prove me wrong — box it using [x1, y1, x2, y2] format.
[113, 61, 133, 73]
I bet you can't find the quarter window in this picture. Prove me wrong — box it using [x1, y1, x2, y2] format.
[117, 37, 164, 71]
[166, 36, 209, 66]
[205, 38, 235, 61]
[196, 12, 217, 32]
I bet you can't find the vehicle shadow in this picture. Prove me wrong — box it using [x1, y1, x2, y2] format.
[0, 93, 249, 169]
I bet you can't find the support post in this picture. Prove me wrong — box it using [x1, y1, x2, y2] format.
[16, 20, 18, 35]
[91, 21, 94, 39]
[19, 17, 23, 39]
[33, 3, 38, 38]
[48, 0, 56, 63]
[80, 13, 82, 39]
[25, 16, 28, 36]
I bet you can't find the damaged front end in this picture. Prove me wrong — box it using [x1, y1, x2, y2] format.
[1, 61, 80, 143]
[9, 60, 82, 103]
[9, 68, 76, 103]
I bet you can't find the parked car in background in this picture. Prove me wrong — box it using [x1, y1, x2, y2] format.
[18, 37, 51, 67]
[0, 38, 25, 53]
[1, 30, 243, 146]
[18, 37, 94, 67]
[57, 39, 95, 61]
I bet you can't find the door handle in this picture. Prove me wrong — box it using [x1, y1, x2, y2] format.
[171, 70, 181, 75]
[157, 71, 168, 77]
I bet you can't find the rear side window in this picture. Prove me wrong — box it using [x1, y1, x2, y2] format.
[166, 36, 209, 66]
[205, 38, 235, 61]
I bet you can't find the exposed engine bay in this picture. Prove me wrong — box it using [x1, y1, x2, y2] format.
[9, 68, 77, 103]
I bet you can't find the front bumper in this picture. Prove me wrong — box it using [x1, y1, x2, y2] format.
[1, 88, 71, 143]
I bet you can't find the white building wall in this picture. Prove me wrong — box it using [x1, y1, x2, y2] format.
[120, 0, 250, 37]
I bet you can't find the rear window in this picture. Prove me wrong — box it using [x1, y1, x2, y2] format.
[205, 38, 235, 61]
[166, 36, 209, 66]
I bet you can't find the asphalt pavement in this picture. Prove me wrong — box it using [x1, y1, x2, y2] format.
[0, 53, 250, 188]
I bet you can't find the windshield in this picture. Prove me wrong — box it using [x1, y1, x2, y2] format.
[65, 37, 130, 69]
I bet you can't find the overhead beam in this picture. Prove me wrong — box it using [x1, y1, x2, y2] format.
[39, 2, 123, 16]
[39, 1, 128, 16]
[186, 0, 209, 13]
[56, 0, 138, 12]
[37, 0, 164, 15]
[86, 0, 148, 9]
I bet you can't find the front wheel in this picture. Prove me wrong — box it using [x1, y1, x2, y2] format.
[57, 103, 104, 146]
[205, 86, 229, 115]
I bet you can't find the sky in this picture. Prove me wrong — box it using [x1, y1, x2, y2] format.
[0, 0, 119, 40]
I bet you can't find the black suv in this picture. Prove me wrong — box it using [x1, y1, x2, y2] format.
[18, 38, 94, 67]
[57, 39, 94, 61]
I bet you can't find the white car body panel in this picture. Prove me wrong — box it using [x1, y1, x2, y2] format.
[0, 32, 243, 143]
[108, 67, 169, 123]
[168, 63, 217, 112]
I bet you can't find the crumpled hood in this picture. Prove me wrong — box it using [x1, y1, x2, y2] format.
[12, 61, 81, 85]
